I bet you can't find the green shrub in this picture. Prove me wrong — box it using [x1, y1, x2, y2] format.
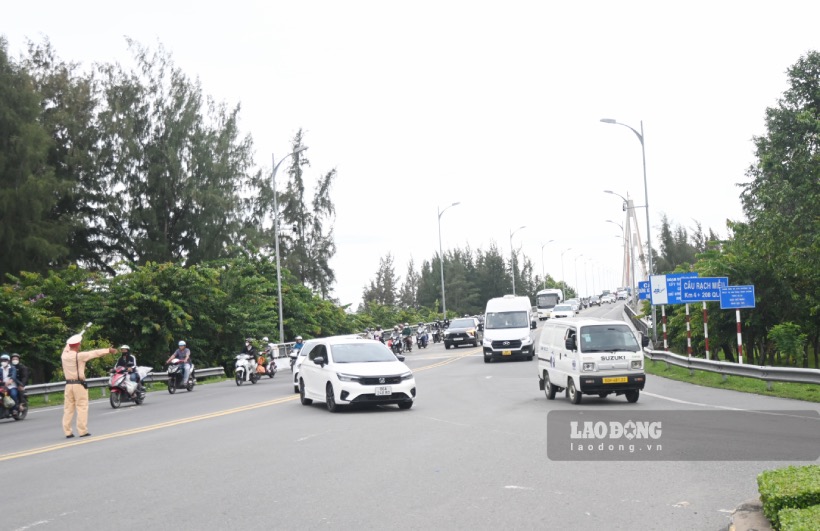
[758, 465, 820, 529]
[778, 504, 820, 531]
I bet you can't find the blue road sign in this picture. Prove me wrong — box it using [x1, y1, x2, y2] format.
[680, 277, 729, 302]
[666, 272, 699, 304]
[720, 285, 756, 309]
[638, 281, 650, 300]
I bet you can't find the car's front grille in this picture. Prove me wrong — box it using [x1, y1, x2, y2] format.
[360, 376, 401, 385]
[352, 392, 408, 403]
[491, 340, 523, 349]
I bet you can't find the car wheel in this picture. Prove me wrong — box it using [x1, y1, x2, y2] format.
[544, 371, 556, 400]
[568, 378, 582, 404]
[444, 342, 451, 350]
[625, 390, 640, 403]
[398, 400, 413, 410]
[299, 379, 312, 405]
[326, 383, 339, 413]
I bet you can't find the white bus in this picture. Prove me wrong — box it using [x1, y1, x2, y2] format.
[535, 288, 564, 320]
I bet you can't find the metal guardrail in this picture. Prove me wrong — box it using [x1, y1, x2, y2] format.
[24, 367, 226, 402]
[643, 349, 820, 389]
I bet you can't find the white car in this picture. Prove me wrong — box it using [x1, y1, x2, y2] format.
[298, 335, 416, 412]
[601, 294, 616, 304]
[549, 304, 576, 319]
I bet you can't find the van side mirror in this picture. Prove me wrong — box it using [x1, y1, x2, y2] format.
[641, 334, 650, 348]
[565, 337, 576, 351]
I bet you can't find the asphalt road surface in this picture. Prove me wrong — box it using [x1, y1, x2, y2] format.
[2, 303, 818, 530]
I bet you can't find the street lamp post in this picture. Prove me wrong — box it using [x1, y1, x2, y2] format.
[606, 219, 629, 291]
[438, 202, 460, 319]
[272, 146, 309, 346]
[601, 118, 656, 341]
[574, 254, 584, 298]
[540, 240, 555, 289]
[510, 226, 526, 295]
[560, 248, 572, 289]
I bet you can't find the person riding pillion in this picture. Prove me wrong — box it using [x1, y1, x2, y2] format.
[165, 341, 192, 385]
[1, 354, 20, 409]
[11, 353, 30, 390]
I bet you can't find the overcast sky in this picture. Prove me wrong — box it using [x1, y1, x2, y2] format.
[5, 1, 819, 308]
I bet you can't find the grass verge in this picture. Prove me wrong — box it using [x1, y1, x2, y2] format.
[24, 376, 229, 409]
[644, 359, 820, 403]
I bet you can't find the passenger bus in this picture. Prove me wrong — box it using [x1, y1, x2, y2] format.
[535, 288, 564, 320]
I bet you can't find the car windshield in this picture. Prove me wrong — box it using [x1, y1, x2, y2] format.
[449, 318, 474, 329]
[485, 311, 529, 329]
[330, 342, 398, 363]
[579, 325, 640, 352]
[553, 305, 572, 311]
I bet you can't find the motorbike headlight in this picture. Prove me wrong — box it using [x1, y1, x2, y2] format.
[336, 372, 362, 383]
[631, 360, 643, 370]
[400, 371, 414, 381]
[582, 362, 595, 372]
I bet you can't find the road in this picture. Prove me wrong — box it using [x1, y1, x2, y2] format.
[2, 302, 818, 530]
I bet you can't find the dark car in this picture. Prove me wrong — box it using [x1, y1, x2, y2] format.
[444, 317, 484, 349]
[588, 295, 601, 307]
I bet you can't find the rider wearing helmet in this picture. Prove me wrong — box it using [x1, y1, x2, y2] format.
[1, 354, 20, 408]
[241, 337, 257, 358]
[10, 353, 30, 390]
[165, 341, 192, 385]
[115, 345, 141, 389]
[293, 336, 304, 351]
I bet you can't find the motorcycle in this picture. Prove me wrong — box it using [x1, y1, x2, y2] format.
[289, 347, 301, 372]
[108, 366, 151, 408]
[387, 332, 404, 356]
[234, 353, 259, 386]
[167, 359, 195, 394]
[432, 325, 442, 344]
[416, 326, 429, 349]
[0, 384, 27, 421]
[403, 333, 413, 352]
[256, 349, 277, 379]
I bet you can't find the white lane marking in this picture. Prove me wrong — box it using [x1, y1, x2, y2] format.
[504, 485, 534, 490]
[423, 416, 470, 427]
[13, 520, 51, 531]
[642, 391, 820, 421]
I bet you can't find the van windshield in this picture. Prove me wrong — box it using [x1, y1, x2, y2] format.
[485, 311, 529, 329]
[579, 325, 640, 352]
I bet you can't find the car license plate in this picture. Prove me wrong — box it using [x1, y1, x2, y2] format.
[375, 386, 392, 396]
[502, 350, 511, 356]
[603, 377, 628, 384]
[453, 337, 463, 341]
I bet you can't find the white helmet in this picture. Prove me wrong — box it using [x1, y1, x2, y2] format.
[120, 345, 130, 351]
[262, 336, 269, 342]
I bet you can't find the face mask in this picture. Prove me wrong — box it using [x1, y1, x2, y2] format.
[1, 362, 7, 368]
[12, 360, 18, 365]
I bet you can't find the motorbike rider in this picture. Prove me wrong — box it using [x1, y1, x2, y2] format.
[115, 345, 142, 391]
[165, 341, 192, 384]
[373, 326, 383, 342]
[11, 353, 30, 391]
[260, 337, 276, 372]
[401, 322, 413, 351]
[1, 354, 19, 409]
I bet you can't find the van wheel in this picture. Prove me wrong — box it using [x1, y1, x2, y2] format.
[625, 390, 640, 403]
[483, 356, 491, 363]
[568, 378, 582, 404]
[544, 371, 556, 400]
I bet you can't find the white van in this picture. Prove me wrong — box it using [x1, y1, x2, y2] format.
[482, 295, 536, 363]
[536, 317, 649, 404]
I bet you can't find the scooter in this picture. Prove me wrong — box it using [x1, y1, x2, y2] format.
[0, 384, 27, 421]
[416, 326, 429, 349]
[234, 353, 259, 386]
[108, 366, 151, 408]
[403, 334, 413, 353]
[256, 350, 277, 379]
[388, 333, 404, 355]
[167, 359, 195, 394]
[289, 347, 301, 372]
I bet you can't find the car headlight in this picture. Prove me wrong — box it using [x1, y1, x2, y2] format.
[631, 360, 643, 369]
[483, 338, 492, 346]
[336, 372, 362, 383]
[400, 371, 414, 381]
[582, 362, 595, 372]
[467, 329, 475, 337]
[521, 336, 533, 344]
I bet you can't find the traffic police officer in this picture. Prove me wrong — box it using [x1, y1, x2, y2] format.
[61, 334, 116, 438]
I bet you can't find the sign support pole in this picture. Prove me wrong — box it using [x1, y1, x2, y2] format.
[703, 302, 710, 360]
[662, 305, 668, 351]
[685, 303, 691, 356]
[736, 309, 743, 365]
